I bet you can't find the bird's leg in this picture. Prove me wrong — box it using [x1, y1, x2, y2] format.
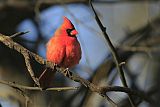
[38, 68, 47, 81]
[38, 63, 57, 89]
[39, 63, 57, 80]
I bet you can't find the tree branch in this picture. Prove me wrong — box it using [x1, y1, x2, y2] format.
[0, 79, 79, 91]
[120, 45, 160, 52]
[0, 33, 155, 105]
[89, 0, 136, 107]
[10, 31, 30, 38]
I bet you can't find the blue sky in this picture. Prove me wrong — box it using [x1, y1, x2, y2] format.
[17, 4, 109, 77]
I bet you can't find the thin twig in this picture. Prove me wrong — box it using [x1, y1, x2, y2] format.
[0, 80, 30, 107]
[104, 95, 118, 107]
[0, 79, 79, 91]
[120, 46, 160, 52]
[10, 31, 30, 38]
[0, 77, 151, 102]
[23, 51, 41, 88]
[89, 0, 136, 106]
[46, 87, 79, 91]
[101, 86, 154, 104]
[2, 32, 40, 87]
[0, 33, 155, 105]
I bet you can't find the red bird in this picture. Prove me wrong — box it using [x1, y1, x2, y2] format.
[39, 16, 82, 88]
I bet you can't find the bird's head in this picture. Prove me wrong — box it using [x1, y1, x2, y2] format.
[60, 16, 78, 37]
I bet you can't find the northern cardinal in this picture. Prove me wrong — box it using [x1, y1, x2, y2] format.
[39, 16, 81, 88]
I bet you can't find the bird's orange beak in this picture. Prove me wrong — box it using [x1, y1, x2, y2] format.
[71, 29, 78, 36]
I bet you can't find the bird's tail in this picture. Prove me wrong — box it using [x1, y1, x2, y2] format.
[39, 68, 56, 89]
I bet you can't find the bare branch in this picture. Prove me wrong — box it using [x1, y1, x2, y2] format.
[10, 31, 30, 38]
[0, 33, 156, 105]
[89, 0, 136, 106]
[0, 79, 79, 91]
[120, 46, 160, 52]
[0, 0, 87, 10]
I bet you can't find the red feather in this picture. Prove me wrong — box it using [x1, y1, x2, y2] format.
[39, 16, 81, 88]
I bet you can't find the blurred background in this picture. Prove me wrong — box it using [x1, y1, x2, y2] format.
[0, 0, 160, 107]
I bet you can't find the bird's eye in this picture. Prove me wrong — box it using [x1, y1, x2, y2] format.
[66, 29, 72, 34]
[66, 28, 75, 37]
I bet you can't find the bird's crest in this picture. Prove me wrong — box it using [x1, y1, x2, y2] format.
[62, 16, 74, 29]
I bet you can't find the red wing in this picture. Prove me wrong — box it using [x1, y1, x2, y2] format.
[46, 38, 66, 65]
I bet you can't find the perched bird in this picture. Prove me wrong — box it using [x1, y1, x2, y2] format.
[39, 16, 82, 88]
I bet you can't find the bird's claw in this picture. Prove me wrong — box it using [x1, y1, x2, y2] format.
[63, 68, 69, 76]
